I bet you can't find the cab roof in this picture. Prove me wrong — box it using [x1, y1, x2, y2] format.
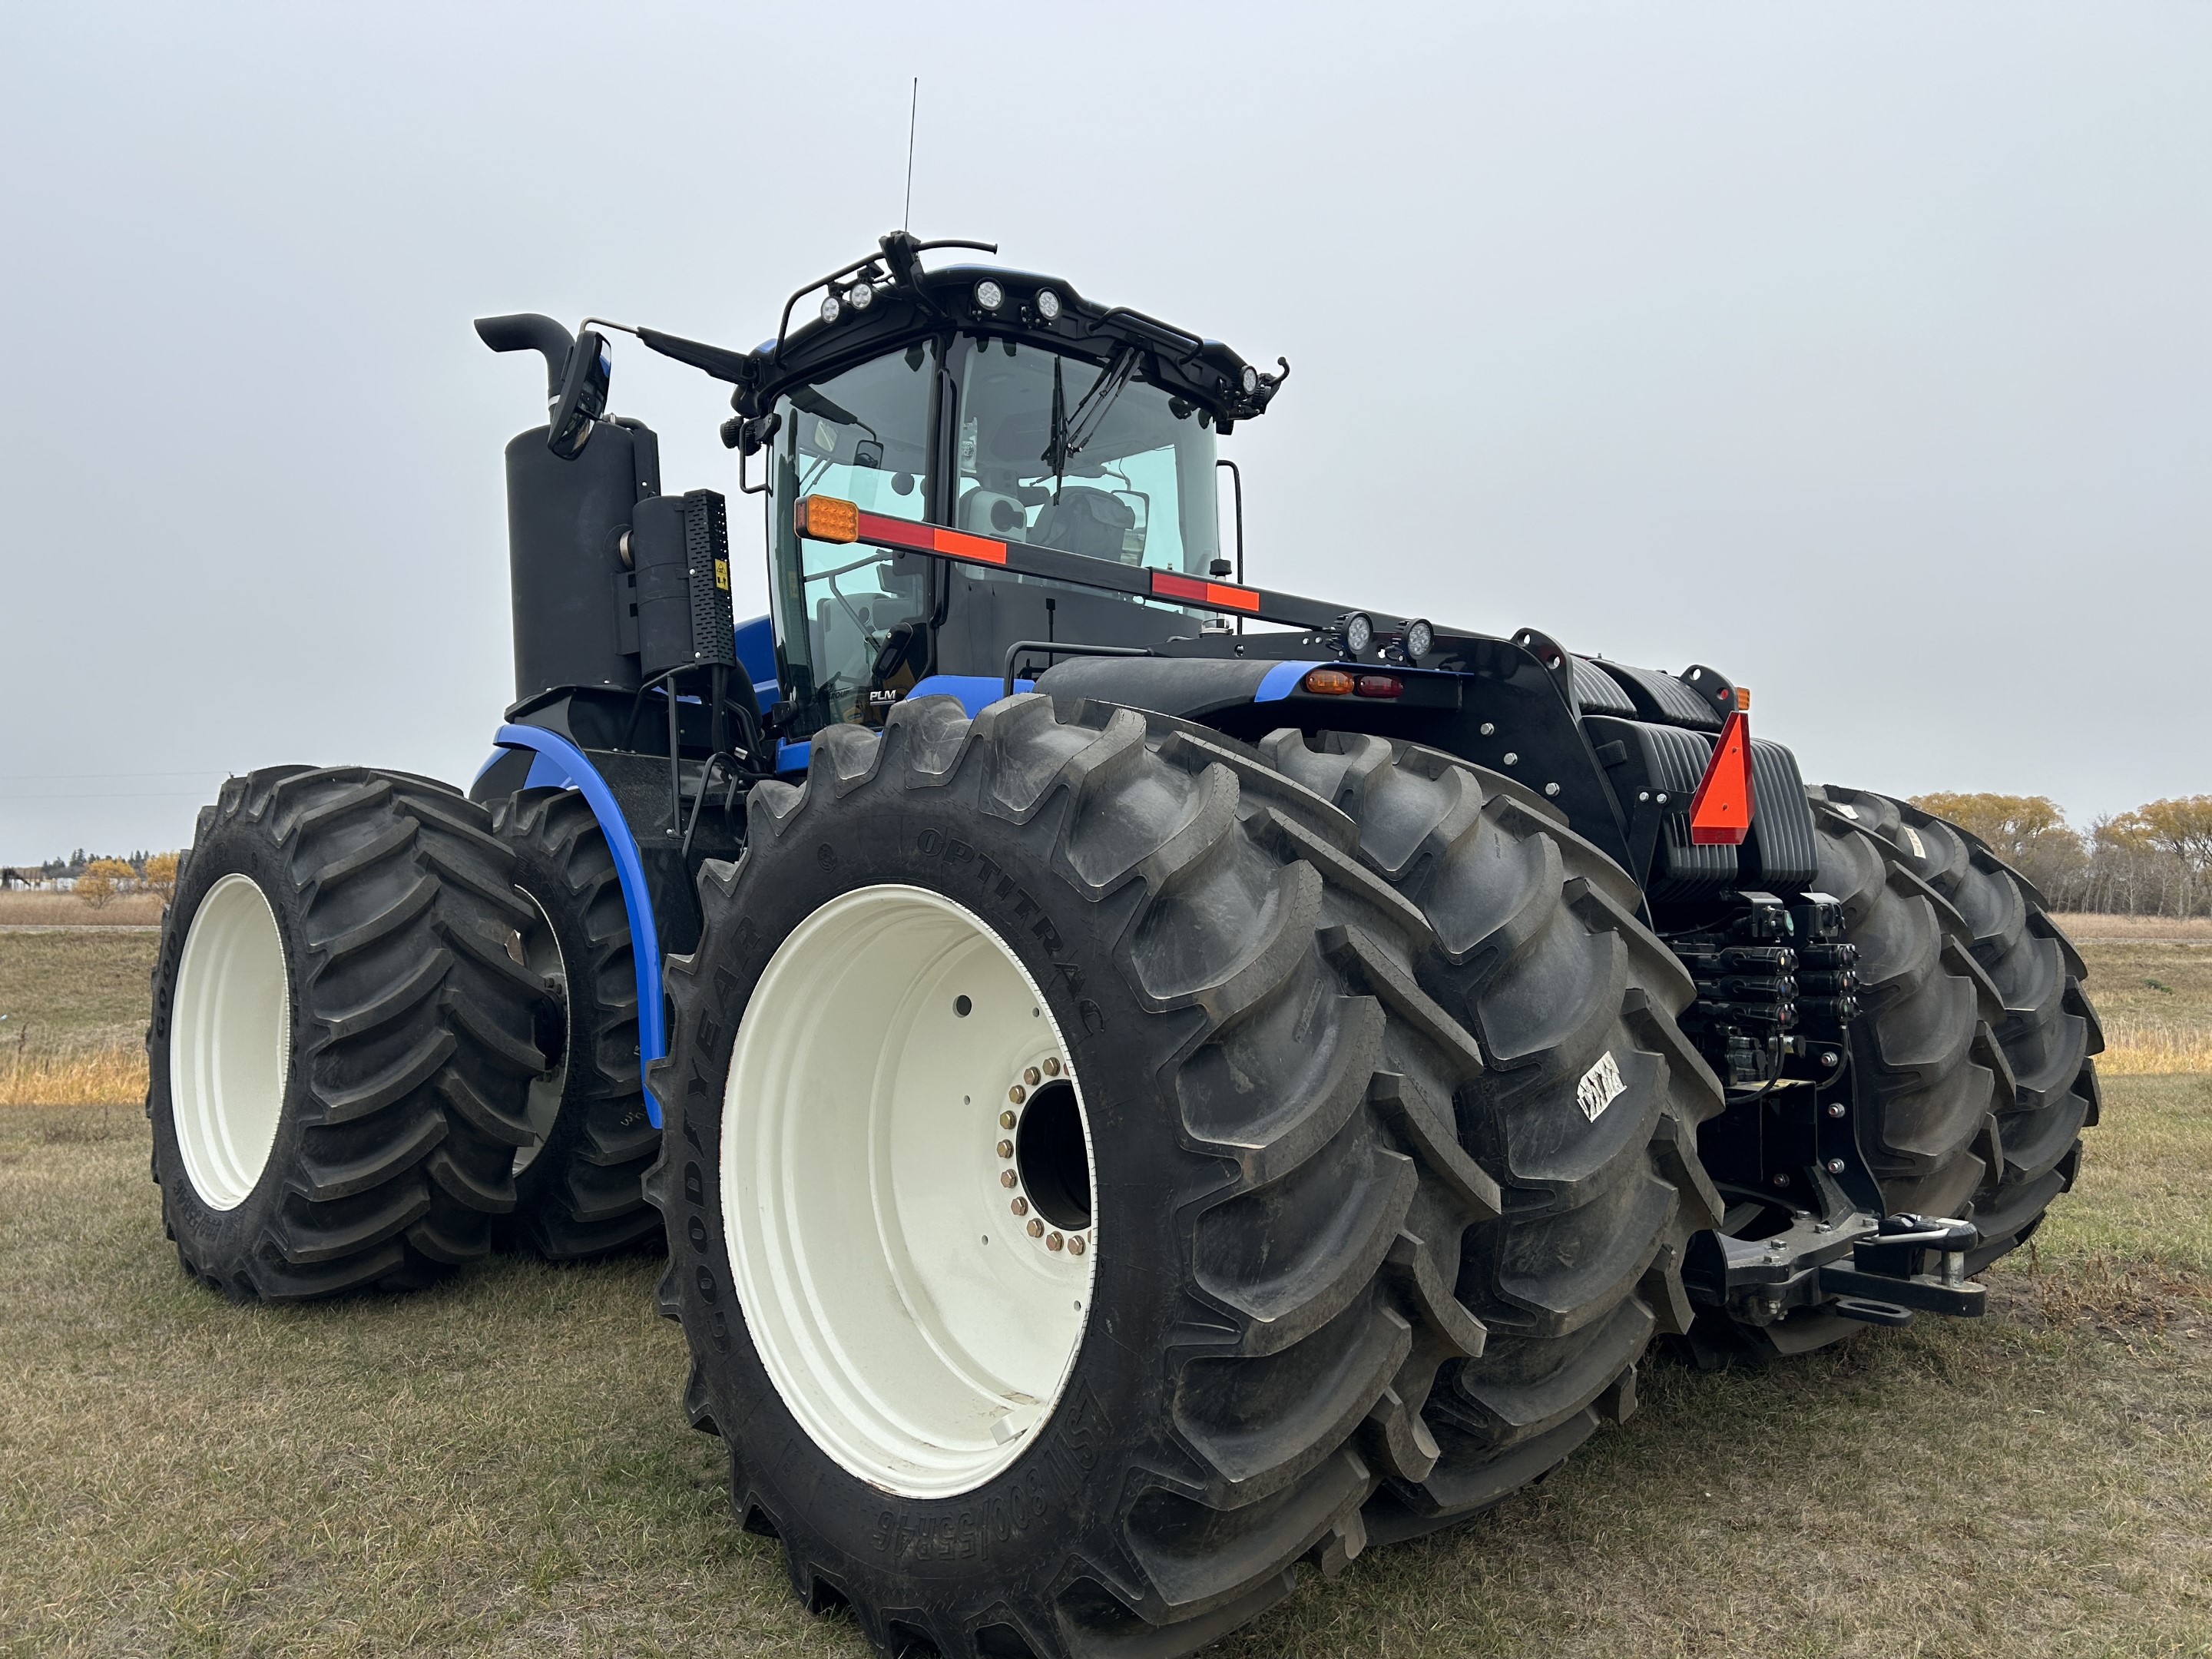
[717, 233, 1287, 430]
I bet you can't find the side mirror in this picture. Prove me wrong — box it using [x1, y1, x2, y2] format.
[548, 329, 612, 459]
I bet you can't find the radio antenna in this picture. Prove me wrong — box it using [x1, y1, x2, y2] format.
[902, 78, 919, 231]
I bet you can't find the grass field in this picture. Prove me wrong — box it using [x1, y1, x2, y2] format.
[1, 926, 2207, 1656]
[0, 891, 165, 927]
[0, 927, 159, 1107]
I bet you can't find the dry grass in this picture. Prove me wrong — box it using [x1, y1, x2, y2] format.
[0, 890, 165, 927]
[2051, 912, 2212, 942]
[0, 1038, 145, 1108]
[2077, 938, 2212, 1077]
[0, 928, 158, 1104]
[2102, 1018, 2212, 1075]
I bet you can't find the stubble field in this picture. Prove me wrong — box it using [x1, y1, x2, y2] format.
[0, 919, 2206, 1657]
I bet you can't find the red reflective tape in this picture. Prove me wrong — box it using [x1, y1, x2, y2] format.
[854, 511, 1008, 566]
[928, 525, 1009, 565]
[1151, 570, 1262, 611]
[1689, 709, 1754, 846]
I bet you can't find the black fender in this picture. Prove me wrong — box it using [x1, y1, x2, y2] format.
[1035, 646, 1641, 879]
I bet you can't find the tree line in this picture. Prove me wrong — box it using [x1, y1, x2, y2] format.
[71, 853, 179, 908]
[1910, 792, 2212, 917]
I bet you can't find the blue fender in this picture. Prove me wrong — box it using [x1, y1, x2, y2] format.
[488, 724, 668, 1125]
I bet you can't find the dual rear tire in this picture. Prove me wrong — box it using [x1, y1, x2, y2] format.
[150, 768, 664, 1296]
[149, 768, 550, 1298]
[1810, 787, 2100, 1269]
[492, 789, 661, 1260]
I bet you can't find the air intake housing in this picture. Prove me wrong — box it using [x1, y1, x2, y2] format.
[631, 489, 737, 682]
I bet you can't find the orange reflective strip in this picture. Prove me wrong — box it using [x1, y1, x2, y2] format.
[1689, 710, 1755, 846]
[1151, 570, 1262, 611]
[853, 511, 1008, 565]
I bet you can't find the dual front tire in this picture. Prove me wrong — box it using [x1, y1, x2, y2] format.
[647, 696, 1721, 1659]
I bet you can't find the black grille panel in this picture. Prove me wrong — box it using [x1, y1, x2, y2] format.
[1603, 661, 1725, 730]
[1584, 715, 1737, 901]
[1570, 657, 1636, 715]
[1744, 739, 1819, 890]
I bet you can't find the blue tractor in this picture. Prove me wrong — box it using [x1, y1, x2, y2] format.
[146, 232, 2101, 1659]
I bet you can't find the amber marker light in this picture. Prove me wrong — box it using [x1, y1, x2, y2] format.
[794, 495, 859, 543]
[1735, 687, 1752, 711]
[1302, 667, 1355, 695]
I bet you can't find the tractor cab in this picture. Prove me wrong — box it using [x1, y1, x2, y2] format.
[731, 237, 1285, 737]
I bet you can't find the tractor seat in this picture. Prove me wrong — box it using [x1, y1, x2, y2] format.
[1028, 487, 1134, 561]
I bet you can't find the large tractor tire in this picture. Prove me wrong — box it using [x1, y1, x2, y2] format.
[147, 767, 550, 1300]
[647, 694, 1717, 1659]
[492, 788, 662, 1260]
[1810, 786, 2100, 1272]
[1255, 730, 1725, 1543]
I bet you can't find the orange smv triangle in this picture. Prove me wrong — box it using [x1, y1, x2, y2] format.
[1689, 710, 1754, 846]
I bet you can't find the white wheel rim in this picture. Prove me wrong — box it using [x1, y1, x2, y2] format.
[171, 873, 291, 1211]
[513, 888, 568, 1177]
[724, 883, 1097, 1498]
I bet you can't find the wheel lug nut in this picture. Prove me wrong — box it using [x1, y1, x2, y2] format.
[1024, 1066, 1041, 1087]
[1000, 1171, 1018, 1189]
[1000, 1110, 1016, 1129]
[1043, 1057, 1061, 1077]
[1027, 1218, 1045, 1237]
[1046, 1232, 1064, 1251]
[996, 1139, 1014, 1158]
[1068, 1236, 1085, 1256]
[1011, 1197, 1028, 1216]
[1008, 1084, 1026, 1104]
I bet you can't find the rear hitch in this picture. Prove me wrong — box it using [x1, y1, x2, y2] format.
[1684, 1165, 1877, 1326]
[1817, 1214, 1985, 1321]
[1684, 1168, 1988, 1329]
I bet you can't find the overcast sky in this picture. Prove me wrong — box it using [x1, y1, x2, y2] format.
[2, 3, 2206, 864]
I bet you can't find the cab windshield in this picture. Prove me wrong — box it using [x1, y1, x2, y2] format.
[769, 333, 1221, 735]
[949, 336, 1220, 577]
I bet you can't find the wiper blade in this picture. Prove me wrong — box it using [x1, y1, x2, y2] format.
[1042, 346, 1139, 500]
[788, 384, 879, 443]
[1064, 347, 1140, 455]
